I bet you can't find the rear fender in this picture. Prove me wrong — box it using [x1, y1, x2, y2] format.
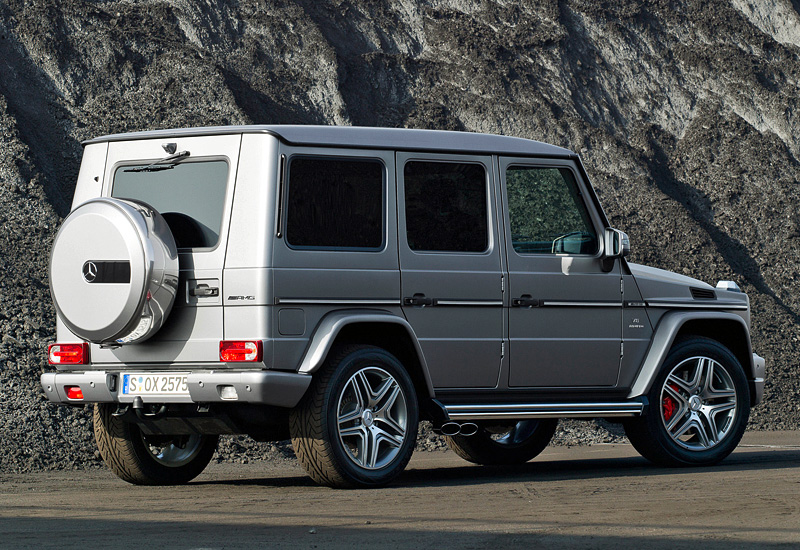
[297, 309, 435, 398]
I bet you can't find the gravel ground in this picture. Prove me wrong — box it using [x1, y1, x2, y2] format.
[1, 0, 799, 473]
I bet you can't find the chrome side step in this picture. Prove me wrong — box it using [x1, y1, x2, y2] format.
[443, 401, 645, 421]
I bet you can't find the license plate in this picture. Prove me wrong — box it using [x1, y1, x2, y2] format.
[121, 373, 189, 396]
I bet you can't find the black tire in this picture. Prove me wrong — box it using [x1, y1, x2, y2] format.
[624, 337, 750, 467]
[290, 345, 419, 488]
[93, 404, 218, 485]
[446, 419, 558, 465]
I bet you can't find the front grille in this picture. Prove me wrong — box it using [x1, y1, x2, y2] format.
[690, 287, 717, 300]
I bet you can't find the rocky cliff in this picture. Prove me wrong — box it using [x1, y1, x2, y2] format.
[1, 0, 799, 472]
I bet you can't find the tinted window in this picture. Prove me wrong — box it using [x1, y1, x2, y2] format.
[506, 166, 597, 255]
[113, 160, 228, 248]
[404, 161, 488, 253]
[286, 157, 384, 250]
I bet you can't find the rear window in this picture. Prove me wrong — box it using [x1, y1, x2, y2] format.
[285, 157, 384, 250]
[404, 161, 488, 253]
[112, 160, 229, 249]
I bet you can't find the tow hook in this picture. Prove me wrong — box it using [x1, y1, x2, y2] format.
[132, 396, 167, 420]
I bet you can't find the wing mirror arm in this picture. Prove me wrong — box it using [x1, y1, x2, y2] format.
[601, 228, 630, 272]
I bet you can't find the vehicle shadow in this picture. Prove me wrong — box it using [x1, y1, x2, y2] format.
[196, 447, 800, 489]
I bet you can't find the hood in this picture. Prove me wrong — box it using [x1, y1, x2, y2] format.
[628, 262, 715, 302]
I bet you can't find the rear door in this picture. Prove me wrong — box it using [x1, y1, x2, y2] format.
[500, 158, 622, 387]
[91, 134, 242, 366]
[397, 153, 504, 389]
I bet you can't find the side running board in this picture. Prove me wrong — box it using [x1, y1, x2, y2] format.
[443, 400, 647, 421]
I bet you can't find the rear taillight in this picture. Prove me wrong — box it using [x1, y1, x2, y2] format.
[48, 343, 89, 365]
[65, 386, 84, 400]
[219, 340, 263, 362]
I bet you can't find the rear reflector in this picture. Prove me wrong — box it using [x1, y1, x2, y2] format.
[65, 386, 84, 400]
[48, 343, 89, 365]
[219, 340, 263, 362]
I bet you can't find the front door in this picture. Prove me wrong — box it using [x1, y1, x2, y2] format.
[397, 153, 504, 389]
[500, 158, 622, 388]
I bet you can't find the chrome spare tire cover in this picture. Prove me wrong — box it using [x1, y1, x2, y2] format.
[50, 198, 178, 345]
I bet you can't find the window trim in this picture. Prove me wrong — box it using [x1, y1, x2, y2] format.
[110, 156, 231, 253]
[283, 154, 388, 253]
[402, 158, 493, 255]
[504, 163, 602, 258]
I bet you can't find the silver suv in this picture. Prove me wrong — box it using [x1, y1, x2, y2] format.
[43, 125, 765, 488]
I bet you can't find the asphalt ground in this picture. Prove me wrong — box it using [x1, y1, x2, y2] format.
[1, 431, 798, 549]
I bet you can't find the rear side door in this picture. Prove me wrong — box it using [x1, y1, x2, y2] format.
[91, 134, 242, 366]
[397, 153, 504, 389]
[500, 158, 622, 387]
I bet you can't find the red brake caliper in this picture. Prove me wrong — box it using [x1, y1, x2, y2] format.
[662, 384, 680, 422]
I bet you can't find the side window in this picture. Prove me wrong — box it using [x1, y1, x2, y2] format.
[404, 161, 488, 253]
[286, 157, 384, 250]
[506, 166, 598, 255]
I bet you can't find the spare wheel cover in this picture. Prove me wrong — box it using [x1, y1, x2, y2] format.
[50, 198, 178, 344]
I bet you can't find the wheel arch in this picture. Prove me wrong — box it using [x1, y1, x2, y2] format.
[628, 311, 756, 404]
[297, 310, 435, 404]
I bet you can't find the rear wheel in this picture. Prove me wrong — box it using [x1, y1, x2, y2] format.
[290, 345, 419, 488]
[446, 419, 558, 465]
[624, 337, 750, 466]
[93, 404, 218, 485]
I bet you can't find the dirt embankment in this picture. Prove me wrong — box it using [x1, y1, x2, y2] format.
[1, 0, 799, 472]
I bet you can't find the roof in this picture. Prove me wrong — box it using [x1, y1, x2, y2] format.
[82, 125, 575, 157]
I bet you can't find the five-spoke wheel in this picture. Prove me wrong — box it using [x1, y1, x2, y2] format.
[625, 337, 749, 466]
[290, 345, 419, 488]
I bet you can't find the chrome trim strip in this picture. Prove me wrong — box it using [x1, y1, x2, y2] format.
[645, 301, 748, 310]
[275, 298, 402, 306]
[435, 300, 504, 307]
[444, 402, 644, 420]
[541, 301, 622, 308]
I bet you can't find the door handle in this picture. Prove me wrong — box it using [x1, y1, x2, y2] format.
[190, 284, 219, 297]
[512, 294, 540, 308]
[403, 293, 434, 307]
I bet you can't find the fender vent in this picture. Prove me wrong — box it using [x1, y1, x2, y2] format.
[690, 287, 716, 300]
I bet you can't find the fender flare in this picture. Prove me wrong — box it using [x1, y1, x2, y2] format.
[627, 310, 754, 399]
[296, 309, 435, 398]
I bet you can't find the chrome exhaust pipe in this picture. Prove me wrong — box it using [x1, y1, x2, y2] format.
[440, 422, 461, 436]
[459, 422, 479, 436]
[438, 422, 480, 436]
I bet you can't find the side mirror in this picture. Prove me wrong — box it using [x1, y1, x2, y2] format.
[602, 228, 630, 271]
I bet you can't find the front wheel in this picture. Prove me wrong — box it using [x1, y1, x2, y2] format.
[290, 345, 419, 488]
[624, 337, 750, 466]
[93, 404, 218, 485]
[446, 419, 558, 465]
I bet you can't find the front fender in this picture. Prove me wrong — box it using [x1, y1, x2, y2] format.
[627, 311, 754, 399]
[297, 309, 435, 397]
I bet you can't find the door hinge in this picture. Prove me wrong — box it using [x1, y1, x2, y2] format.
[620, 278, 624, 295]
[501, 275, 505, 293]
[620, 342, 624, 357]
[501, 341, 505, 358]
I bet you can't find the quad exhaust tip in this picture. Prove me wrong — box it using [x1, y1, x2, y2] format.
[439, 422, 479, 437]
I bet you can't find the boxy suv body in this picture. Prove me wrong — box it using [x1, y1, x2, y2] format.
[43, 125, 766, 487]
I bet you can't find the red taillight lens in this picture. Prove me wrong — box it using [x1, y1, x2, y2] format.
[220, 340, 263, 362]
[65, 386, 84, 400]
[48, 343, 89, 365]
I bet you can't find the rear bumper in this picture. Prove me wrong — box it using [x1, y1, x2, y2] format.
[41, 370, 312, 409]
[752, 353, 766, 405]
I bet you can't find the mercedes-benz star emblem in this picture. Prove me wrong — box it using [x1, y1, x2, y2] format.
[82, 261, 98, 283]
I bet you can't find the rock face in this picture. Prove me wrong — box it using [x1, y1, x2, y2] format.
[1, 0, 798, 473]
